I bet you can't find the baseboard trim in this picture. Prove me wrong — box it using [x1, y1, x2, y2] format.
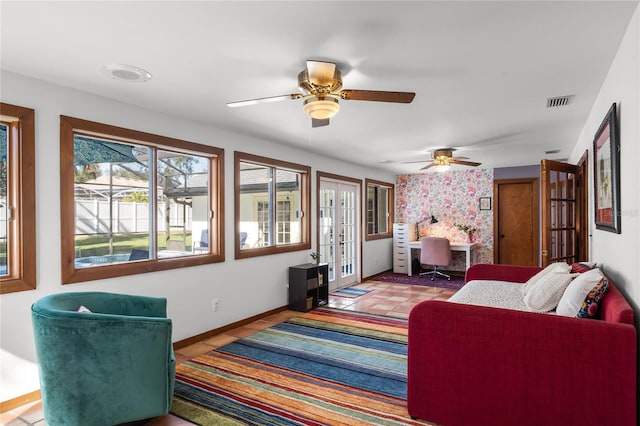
[172, 305, 288, 350]
[362, 269, 393, 282]
[0, 390, 41, 414]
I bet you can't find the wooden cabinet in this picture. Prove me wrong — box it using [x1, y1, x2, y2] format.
[288, 263, 329, 312]
[393, 223, 417, 274]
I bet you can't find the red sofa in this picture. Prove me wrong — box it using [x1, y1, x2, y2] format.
[407, 264, 636, 426]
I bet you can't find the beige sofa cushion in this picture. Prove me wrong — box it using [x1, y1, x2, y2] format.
[520, 262, 572, 295]
[523, 272, 576, 312]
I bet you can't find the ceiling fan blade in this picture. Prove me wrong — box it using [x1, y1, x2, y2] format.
[339, 89, 415, 103]
[306, 60, 336, 86]
[312, 118, 330, 128]
[226, 94, 302, 108]
[450, 159, 482, 167]
[450, 156, 470, 160]
[420, 164, 435, 170]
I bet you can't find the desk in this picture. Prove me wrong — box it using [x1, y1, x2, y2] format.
[407, 240, 478, 276]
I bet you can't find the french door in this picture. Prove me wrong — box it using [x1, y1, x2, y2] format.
[318, 177, 360, 291]
[540, 155, 588, 266]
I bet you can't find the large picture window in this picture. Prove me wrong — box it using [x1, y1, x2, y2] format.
[60, 116, 224, 284]
[0, 103, 36, 294]
[235, 152, 310, 258]
[365, 179, 394, 240]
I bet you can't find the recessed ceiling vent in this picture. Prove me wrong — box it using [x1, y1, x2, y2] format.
[546, 95, 574, 108]
[101, 64, 152, 83]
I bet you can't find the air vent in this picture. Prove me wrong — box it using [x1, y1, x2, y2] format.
[101, 64, 152, 83]
[545, 149, 561, 155]
[546, 95, 574, 108]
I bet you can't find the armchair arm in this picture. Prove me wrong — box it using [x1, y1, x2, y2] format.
[31, 292, 175, 425]
[464, 263, 542, 283]
[407, 300, 636, 426]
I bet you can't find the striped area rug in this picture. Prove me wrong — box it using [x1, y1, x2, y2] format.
[171, 307, 431, 425]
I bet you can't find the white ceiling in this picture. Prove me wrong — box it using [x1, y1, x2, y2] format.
[2, 1, 638, 173]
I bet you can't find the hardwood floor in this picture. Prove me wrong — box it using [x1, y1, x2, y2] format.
[1, 279, 456, 426]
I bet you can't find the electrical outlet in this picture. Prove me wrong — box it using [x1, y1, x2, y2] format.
[212, 298, 220, 311]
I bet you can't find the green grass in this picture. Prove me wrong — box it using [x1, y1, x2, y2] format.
[75, 232, 193, 257]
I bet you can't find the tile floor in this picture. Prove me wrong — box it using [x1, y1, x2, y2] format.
[1, 280, 457, 426]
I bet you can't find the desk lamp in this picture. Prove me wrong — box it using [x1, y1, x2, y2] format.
[416, 215, 439, 239]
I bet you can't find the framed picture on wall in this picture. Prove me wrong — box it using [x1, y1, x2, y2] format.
[593, 103, 621, 234]
[479, 197, 492, 211]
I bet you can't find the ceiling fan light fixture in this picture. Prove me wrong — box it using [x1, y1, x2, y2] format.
[303, 97, 340, 120]
[432, 156, 451, 172]
[433, 164, 451, 172]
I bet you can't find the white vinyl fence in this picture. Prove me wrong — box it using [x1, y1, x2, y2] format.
[0, 200, 191, 238]
[74, 200, 191, 235]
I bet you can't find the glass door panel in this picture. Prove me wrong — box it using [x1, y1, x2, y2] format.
[319, 186, 336, 284]
[542, 160, 578, 265]
[319, 179, 359, 290]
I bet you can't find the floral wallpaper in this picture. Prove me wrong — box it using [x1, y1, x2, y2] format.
[396, 169, 494, 270]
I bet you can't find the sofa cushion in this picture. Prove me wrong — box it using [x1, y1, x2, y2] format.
[448, 280, 530, 311]
[557, 268, 606, 317]
[523, 271, 576, 312]
[520, 262, 572, 295]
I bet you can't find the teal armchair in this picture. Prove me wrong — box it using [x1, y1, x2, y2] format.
[31, 292, 176, 426]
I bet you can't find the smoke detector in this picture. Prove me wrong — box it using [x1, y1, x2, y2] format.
[101, 63, 152, 83]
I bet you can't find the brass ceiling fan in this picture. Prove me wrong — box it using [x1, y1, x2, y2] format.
[226, 60, 416, 127]
[415, 148, 482, 171]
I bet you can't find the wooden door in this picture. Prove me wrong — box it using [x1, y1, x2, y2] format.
[494, 178, 539, 266]
[541, 157, 588, 266]
[576, 152, 589, 262]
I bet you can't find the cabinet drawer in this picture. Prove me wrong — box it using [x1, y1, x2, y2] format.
[394, 258, 407, 267]
[394, 264, 408, 273]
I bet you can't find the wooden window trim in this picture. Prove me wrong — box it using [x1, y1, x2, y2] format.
[365, 178, 394, 241]
[60, 115, 224, 284]
[0, 103, 36, 294]
[234, 151, 311, 259]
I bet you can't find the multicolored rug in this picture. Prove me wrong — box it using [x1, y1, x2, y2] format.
[371, 272, 465, 290]
[330, 287, 372, 298]
[171, 307, 430, 425]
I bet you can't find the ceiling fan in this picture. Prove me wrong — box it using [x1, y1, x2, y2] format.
[226, 60, 416, 127]
[413, 148, 482, 171]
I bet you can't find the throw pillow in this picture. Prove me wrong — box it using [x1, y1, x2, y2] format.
[523, 271, 576, 313]
[521, 262, 572, 295]
[576, 276, 609, 318]
[556, 268, 605, 317]
[570, 262, 597, 274]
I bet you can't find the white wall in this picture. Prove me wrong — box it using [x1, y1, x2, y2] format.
[570, 6, 640, 307]
[0, 71, 395, 401]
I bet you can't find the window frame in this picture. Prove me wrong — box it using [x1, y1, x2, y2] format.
[60, 115, 224, 284]
[0, 103, 36, 294]
[234, 151, 310, 259]
[365, 178, 394, 241]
